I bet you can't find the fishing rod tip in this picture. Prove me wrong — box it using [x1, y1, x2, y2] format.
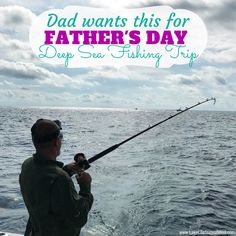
[213, 97, 216, 105]
[209, 97, 216, 105]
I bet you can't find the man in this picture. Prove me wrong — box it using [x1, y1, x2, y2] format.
[19, 119, 93, 236]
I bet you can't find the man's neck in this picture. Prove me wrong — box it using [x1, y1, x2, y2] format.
[36, 150, 57, 161]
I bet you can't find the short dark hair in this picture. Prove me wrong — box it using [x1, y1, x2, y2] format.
[31, 119, 62, 147]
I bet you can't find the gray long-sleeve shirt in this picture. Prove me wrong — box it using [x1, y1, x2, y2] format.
[19, 153, 93, 236]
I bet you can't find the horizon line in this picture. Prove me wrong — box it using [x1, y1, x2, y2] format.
[0, 105, 235, 112]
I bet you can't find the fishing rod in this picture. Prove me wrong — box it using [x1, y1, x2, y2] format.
[76, 97, 216, 169]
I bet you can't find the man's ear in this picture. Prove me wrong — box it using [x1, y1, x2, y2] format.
[53, 138, 59, 147]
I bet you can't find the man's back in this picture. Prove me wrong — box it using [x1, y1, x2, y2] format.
[19, 154, 93, 236]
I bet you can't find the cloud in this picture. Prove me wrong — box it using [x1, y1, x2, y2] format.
[207, 0, 236, 30]
[1, 0, 235, 29]
[202, 33, 236, 64]
[0, 1, 96, 14]
[0, 59, 100, 89]
[191, 66, 235, 83]
[82, 66, 172, 84]
[1, 2, 234, 67]
[80, 93, 111, 103]
[131, 0, 235, 26]
[0, 80, 15, 87]
[0, 34, 35, 61]
[0, 59, 68, 82]
[178, 75, 202, 85]
[0, 2, 235, 111]
[0, 6, 36, 36]
[0, 88, 70, 106]
[158, 66, 236, 105]
[128, 0, 236, 65]
[0, 86, 127, 108]
[215, 76, 227, 85]
[0, 6, 38, 64]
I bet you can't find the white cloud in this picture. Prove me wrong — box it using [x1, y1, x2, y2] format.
[0, 86, 127, 108]
[0, 59, 99, 88]
[0, 59, 69, 82]
[165, 66, 236, 98]
[0, 2, 235, 110]
[191, 66, 235, 86]
[0, 88, 70, 106]
[81, 66, 172, 83]
[0, 6, 38, 64]
[202, 31, 236, 64]
[0, 34, 35, 61]
[0, 6, 36, 36]
[127, 0, 236, 65]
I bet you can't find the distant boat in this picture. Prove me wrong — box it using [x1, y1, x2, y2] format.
[135, 108, 138, 110]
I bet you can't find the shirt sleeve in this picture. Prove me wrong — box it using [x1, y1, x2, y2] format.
[50, 174, 93, 228]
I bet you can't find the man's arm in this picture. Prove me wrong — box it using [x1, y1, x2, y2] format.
[50, 172, 93, 228]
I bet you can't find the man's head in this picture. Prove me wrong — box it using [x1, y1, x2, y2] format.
[31, 119, 63, 157]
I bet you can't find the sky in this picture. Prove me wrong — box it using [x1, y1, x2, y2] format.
[0, 0, 235, 111]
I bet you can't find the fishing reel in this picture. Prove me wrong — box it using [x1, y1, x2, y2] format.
[74, 153, 91, 170]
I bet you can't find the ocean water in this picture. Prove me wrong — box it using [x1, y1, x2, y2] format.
[0, 107, 235, 236]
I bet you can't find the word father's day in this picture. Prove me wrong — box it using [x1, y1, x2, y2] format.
[44, 12, 189, 45]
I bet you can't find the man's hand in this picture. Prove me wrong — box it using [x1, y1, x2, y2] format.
[63, 162, 83, 176]
[76, 172, 92, 186]
[74, 153, 86, 163]
[74, 153, 91, 170]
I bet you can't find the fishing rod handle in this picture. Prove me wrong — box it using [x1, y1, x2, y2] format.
[88, 144, 119, 164]
[74, 144, 119, 170]
[76, 159, 91, 170]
